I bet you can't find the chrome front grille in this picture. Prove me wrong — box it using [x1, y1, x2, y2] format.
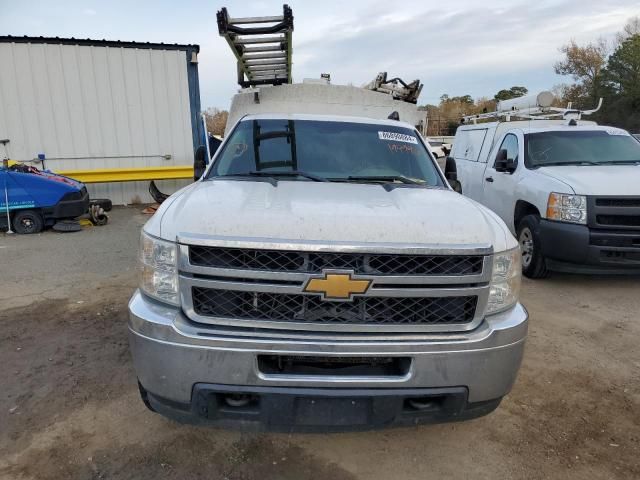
[192, 287, 478, 325]
[178, 238, 492, 334]
[189, 246, 483, 276]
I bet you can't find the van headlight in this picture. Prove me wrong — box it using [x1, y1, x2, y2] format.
[139, 231, 179, 305]
[546, 193, 587, 224]
[487, 247, 521, 314]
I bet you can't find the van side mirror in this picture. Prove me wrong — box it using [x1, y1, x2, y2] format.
[494, 149, 516, 173]
[444, 156, 457, 181]
[444, 156, 462, 192]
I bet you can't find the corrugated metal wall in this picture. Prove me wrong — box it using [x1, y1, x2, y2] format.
[0, 41, 195, 204]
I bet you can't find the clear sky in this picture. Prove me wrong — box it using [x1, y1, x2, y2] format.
[1, 0, 637, 109]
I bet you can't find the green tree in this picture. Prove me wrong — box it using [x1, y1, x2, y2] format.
[599, 34, 640, 131]
[494, 86, 528, 102]
[603, 35, 640, 101]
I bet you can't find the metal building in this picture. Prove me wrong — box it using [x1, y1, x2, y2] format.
[0, 36, 202, 205]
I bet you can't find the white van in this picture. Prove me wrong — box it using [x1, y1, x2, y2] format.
[445, 112, 640, 278]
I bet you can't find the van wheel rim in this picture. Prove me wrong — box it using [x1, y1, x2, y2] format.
[20, 218, 35, 232]
[519, 228, 534, 268]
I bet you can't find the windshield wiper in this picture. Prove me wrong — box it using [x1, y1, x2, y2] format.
[248, 170, 329, 182]
[537, 161, 600, 167]
[602, 160, 640, 165]
[344, 175, 424, 185]
[329, 175, 428, 191]
[216, 170, 329, 184]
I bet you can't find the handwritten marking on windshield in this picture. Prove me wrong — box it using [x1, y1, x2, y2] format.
[387, 143, 415, 154]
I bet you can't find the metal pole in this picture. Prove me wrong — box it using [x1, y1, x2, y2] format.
[1, 140, 14, 234]
[3, 179, 13, 234]
[202, 113, 211, 162]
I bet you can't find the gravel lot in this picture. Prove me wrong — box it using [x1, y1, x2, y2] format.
[1, 206, 639, 479]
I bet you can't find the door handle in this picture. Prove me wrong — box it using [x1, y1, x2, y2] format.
[485, 177, 494, 182]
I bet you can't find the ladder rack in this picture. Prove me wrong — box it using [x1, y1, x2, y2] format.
[217, 5, 294, 87]
[462, 97, 603, 124]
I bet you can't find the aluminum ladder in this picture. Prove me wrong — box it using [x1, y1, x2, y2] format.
[217, 5, 293, 87]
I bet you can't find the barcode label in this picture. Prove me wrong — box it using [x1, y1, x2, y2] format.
[378, 131, 418, 144]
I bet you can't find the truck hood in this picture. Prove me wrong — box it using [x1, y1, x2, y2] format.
[147, 180, 513, 252]
[537, 165, 640, 195]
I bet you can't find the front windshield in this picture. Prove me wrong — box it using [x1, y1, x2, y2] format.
[207, 119, 443, 186]
[525, 130, 640, 168]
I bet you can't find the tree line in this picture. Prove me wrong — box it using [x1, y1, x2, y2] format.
[424, 16, 640, 136]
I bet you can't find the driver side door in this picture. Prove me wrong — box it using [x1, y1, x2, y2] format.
[481, 132, 522, 232]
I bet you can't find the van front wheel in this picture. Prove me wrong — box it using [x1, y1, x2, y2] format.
[13, 210, 44, 234]
[517, 215, 548, 279]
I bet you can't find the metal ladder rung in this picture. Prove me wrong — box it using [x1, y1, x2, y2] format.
[243, 52, 287, 61]
[246, 66, 287, 72]
[252, 70, 288, 76]
[252, 75, 288, 81]
[228, 15, 284, 24]
[234, 35, 285, 45]
[242, 45, 284, 53]
[244, 58, 287, 66]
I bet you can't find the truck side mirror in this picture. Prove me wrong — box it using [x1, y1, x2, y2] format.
[494, 149, 508, 171]
[494, 149, 516, 173]
[505, 158, 517, 173]
[444, 156, 462, 193]
[194, 145, 207, 180]
[444, 156, 457, 181]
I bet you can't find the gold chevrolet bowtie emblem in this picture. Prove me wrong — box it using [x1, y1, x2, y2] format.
[303, 271, 371, 301]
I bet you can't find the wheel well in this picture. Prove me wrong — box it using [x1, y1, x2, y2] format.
[514, 201, 540, 229]
[11, 208, 44, 220]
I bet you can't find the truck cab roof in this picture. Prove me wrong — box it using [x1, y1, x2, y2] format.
[237, 113, 418, 131]
[457, 119, 598, 136]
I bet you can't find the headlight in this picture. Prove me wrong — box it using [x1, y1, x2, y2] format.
[487, 247, 521, 314]
[139, 231, 179, 305]
[546, 193, 587, 224]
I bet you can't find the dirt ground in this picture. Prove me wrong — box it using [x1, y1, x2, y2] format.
[1, 207, 639, 479]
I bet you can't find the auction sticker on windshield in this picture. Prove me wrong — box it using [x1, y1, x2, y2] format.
[378, 131, 418, 144]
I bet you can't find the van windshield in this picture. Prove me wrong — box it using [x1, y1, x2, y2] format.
[207, 119, 443, 186]
[525, 130, 640, 168]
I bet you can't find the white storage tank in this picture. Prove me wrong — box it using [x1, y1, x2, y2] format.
[0, 36, 204, 205]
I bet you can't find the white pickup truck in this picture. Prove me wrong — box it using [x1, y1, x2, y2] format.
[128, 113, 527, 431]
[445, 118, 640, 278]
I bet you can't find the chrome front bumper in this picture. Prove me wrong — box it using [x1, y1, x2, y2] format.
[128, 290, 528, 410]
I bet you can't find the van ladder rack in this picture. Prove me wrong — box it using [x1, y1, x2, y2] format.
[217, 5, 294, 87]
[462, 97, 603, 124]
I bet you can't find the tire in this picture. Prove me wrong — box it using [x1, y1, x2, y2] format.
[517, 214, 549, 279]
[12, 210, 44, 234]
